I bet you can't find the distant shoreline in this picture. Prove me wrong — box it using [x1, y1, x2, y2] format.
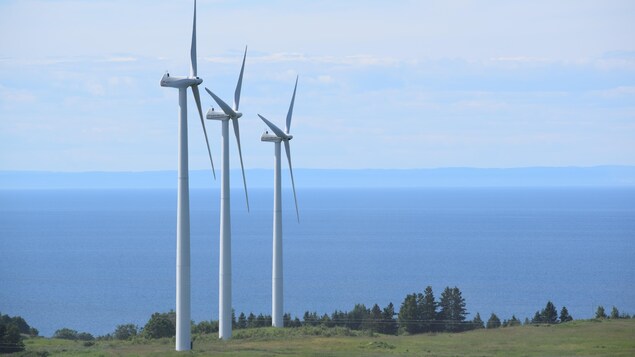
[1, 166, 634, 189]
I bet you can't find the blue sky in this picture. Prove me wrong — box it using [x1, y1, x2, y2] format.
[0, 0, 634, 171]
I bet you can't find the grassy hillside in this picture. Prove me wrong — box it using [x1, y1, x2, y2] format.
[19, 319, 635, 356]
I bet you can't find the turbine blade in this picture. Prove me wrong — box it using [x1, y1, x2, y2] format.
[257, 114, 287, 139]
[192, 85, 216, 179]
[285, 75, 298, 134]
[205, 87, 237, 117]
[234, 46, 247, 111]
[284, 140, 299, 222]
[232, 118, 249, 212]
[190, 0, 197, 78]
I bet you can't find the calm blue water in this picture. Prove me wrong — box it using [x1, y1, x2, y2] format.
[1, 188, 634, 336]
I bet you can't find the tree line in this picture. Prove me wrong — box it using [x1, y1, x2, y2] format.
[4, 286, 633, 346]
[99, 285, 632, 340]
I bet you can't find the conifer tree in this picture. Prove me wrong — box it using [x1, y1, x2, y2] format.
[559, 306, 573, 322]
[398, 293, 420, 334]
[610, 306, 620, 319]
[237, 312, 247, 329]
[595, 306, 607, 319]
[438, 286, 468, 332]
[418, 286, 437, 332]
[472, 312, 484, 329]
[486, 313, 501, 329]
[541, 301, 558, 324]
[381, 303, 398, 335]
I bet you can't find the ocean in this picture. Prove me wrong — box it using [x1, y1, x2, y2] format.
[1, 188, 634, 336]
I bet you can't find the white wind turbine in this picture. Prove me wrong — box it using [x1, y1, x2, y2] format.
[159, 0, 215, 351]
[204, 47, 249, 340]
[258, 76, 300, 328]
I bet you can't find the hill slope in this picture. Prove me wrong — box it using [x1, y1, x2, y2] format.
[21, 319, 635, 356]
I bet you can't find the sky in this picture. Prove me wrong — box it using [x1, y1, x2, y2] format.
[0, 0, 634, 171]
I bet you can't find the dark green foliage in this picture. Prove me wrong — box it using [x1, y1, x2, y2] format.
[247, 313, 256, 328]
[419, 286, 437, 332]
[113, 324, 138, 340]
[77, 332, 95, 341]
[595, 306, 607, 319]
[398, 293, 419, 334]
[541, 301, 558, 324]
[0, 313, 34, 352]
[503, 315, 521, 327]
[192, 320, 218, 334]
[303, 311, 320, 327]
[472, 312, 484, 329]
[438, 286, 468, 332]
[531, 310, 543, 324]
[365, 304, 382, 332]
[142, 312, 175, 339]
[0, 324, 25, 352]
[237, 312, 247, 329]
[610, 306, 620, 319]
[347, 304, 369, 330]
[53, 328, 79, 340]
[560, 306, 573, 322]
[380, 303, 398, 335]
[486, 313, 501, 329]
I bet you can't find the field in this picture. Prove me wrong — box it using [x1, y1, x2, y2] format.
[19, 319, 635, 356]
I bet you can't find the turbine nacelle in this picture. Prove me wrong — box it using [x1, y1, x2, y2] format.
[261, 131, 292, 142]
[206, 107, 242, 121]
[160, 72, 203, 88]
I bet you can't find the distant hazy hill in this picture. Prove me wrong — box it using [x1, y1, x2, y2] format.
[1, 166, 634, 189]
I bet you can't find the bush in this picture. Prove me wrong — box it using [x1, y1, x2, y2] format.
[143, 312, 175, 339]
[53, 328, 79, 340]
[113, 324, 138, 340]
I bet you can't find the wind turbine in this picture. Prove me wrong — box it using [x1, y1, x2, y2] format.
[204, 46, 249, 340]
[159, 0, 214, 351]
[258, 76, 300, 328]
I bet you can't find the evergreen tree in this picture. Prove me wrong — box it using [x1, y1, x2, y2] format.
[508, 315, 521, 327]
[367, 304, 383, 332]
[541, 301, 558, 324]
[595, 306, 607, 319]
[438, 286, 468, 332]
[247, 313, 256, 328]
[398, 293, 420, 334]
[256, 313, 266, 327]
[472, 312, 484, 329]
[348, 304, 369, 330]
[559, 306, 573, 322]
[331, 310, 347, 327]
[237, 312, 247, 329]
[283, 313, 291, 328]
[610, 306, 620, 319]
[419, 286, 437, 332]
[531, 311, 543, 324]
[486, 313, 501, 329]
[381, 303, 398, 335]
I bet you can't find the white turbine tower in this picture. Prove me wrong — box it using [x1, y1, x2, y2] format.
[204, 47, 249, 340]
[258, 76, 300, 328]
[159, 0, 215, 351]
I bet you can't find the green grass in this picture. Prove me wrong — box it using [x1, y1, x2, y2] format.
[18, 319, 635, 356]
